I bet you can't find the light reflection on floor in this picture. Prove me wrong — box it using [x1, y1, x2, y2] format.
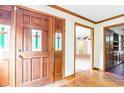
[76, 56, 90, 73]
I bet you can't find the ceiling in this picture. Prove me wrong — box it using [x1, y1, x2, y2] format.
[109, 25, 124, 35]
[59, 5, 124, 22]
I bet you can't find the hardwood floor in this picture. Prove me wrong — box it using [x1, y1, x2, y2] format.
[43, 70, 124, 87]
[106, 62, 124, 77]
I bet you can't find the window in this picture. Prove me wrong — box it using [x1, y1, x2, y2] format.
[55, 32, 62, 51]
[0, 24, 10, 51]
[32, 29, 42, 51]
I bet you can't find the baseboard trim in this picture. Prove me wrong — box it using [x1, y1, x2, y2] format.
[64, 74, 75, 79]
[93, 67, 101, 71]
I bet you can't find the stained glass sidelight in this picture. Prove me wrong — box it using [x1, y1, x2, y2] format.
[55, 32, 62, 51]
[32, 29, 42, 51]
[0, 24, 10, 51]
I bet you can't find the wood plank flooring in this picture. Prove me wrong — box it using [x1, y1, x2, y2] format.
[43, 70, 124, 87]
[106, 62, 124, 77]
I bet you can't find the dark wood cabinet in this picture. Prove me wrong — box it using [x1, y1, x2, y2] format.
[105, 28, 124, 70]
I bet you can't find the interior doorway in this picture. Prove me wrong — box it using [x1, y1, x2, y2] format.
[104, 23, 124, 77]
[74, 23, 94, 74]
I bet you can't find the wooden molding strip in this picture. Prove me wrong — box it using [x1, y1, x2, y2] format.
[16, 5, 65, 21]
[75, 22, 94, 30]
[93, 67, 100, 70]
[64, 74, 75, 79]
[95, 13, 124, 24]
[105, 22, 124, 28]
[48, 5, 96, 24]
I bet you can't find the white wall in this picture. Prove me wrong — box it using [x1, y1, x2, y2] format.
[94, 16, 124, 70]
[23, 5, 95, 77]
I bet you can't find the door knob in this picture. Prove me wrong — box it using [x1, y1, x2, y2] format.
[18, 49, 22, 52]
[18, 49, 23, 58]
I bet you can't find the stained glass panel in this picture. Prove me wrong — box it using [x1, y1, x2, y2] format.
[55, 32, 62, 51]
[32, 29, 42, 51]
[0, 24, 10, 51]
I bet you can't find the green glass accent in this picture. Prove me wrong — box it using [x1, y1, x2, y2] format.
[35, 32, 39, 49]
[56, 33, 62, 50]
[0, 27, 5, 48]
[57, 35, 60, 49]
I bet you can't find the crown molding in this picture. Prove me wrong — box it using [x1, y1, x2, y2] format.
[48, 5, 124, 24]
[48, 5, 96, 24]
[95, 13, 124, 24]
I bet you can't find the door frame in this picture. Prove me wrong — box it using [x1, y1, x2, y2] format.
[103, 22, 124, 71]
[74, 22, 94, 75]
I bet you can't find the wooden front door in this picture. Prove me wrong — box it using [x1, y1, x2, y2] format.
[16, 8, 52, 86]
[0, 6, 14, 87]
[53, 18, 65, 81]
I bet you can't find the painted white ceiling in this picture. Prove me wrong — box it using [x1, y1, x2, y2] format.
[76, 25, 91, 38]
[59, 5, 124, 22]
[109, 25, 124, 35]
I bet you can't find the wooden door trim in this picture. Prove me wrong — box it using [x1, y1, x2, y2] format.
[52, 18, 65, 81]
[16, 5, 65, 21]
[11, 6, 16, 87]
[62, 19, 65, 79]
[0, 5, 16, 87]
[74, 22, 94, 75]
[103, 22, 124, 71]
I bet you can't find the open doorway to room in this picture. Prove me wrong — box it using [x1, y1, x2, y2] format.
[74, 23, 94, 74]
[104, 23, 124, 77]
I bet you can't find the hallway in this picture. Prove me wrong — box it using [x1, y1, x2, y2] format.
[76, 56, 90, 73]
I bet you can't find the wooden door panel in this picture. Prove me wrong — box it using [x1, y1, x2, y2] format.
[55, 56, 62, 73]
[0, 60, 9, 86]
[43, 31, 48, 51]
[54, 19, 65, 81]
[22, 59, 29, 83]
[42, 17, 49, 31]
[0, 9, 11, 21]
[0, 6, 13, 87]
[54, 55, 62, 80]
[43, 57, 48, 78]
[23, 15, 30, 24]
[16, 8, 52, 87]
[23, 27, 31, 52]
[31, 17, 42, 26]
[32, 58, 41, 80]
